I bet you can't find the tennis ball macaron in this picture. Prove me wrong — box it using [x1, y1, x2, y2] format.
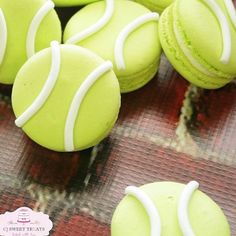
[53, 0, 98, 7]
[111, 181, 231, 236]
[12, 41, 121, 152]
[63, 0, 161, 93]
[134, 0, 175, 13]
[0, 0, 61, 84]
[159, 0, 236, 89]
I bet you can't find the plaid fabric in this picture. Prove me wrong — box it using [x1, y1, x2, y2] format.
[0, 6, 236, 236]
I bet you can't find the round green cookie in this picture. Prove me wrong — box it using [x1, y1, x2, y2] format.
[111, 181, 231, 236]
[53, 0, 98, 7]
[158, 0, 236, 89]
[12, 42, 121, 152]
[0, 0, 61, 85]
[134, 0, 175, 13]
[63, 0, 161, 93]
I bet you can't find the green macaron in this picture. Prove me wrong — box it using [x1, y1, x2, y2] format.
[159, 0, 236, 89]
[134, 0, 175, 13]
[53, 0, 98, 7]
[111, 181, 231, 236]
[0, 0, 61, 84]
[63, 0, 161, 93]
[12, 42, 121, 152]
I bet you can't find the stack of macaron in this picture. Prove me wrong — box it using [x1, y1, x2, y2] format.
[0, 0, 233, 233]
[0, 0, 235, 149]
[1, 0, 163, 152]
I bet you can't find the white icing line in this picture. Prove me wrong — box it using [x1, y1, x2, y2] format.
[125, 186, 161, 236]
[26, 0, 55, 58]
[178, 181, 199, 236]
[15, 41, 61, 128]
[66, 0, 114, 44]
[173, 21, 218, 77]
[203, 0, 231, 64]
[0, 9, 7, 65]
[64, 61, 113, 152]
[224, 0, 236, 29]
[114, 13, 159, 70]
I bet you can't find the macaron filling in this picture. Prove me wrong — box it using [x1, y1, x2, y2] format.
[173, 18, 232, 81]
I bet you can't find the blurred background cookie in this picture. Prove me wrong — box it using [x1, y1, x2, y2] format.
[0, 0, 61, 84]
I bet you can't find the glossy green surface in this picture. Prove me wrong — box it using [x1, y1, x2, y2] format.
[111, 182, 231, 236]
[12, 45, 121, 152]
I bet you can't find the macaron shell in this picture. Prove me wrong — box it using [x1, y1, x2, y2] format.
[119, 57, 159, 93]
[159, 5, 232, 88]
[64, 0, 161, 92]
[134, 0, 174, 13]
[53, 0, 98, 7]
[111, 182, 230, 236]
[0, 0, 61, 84]
[175, 0, 236, 76]
[35, 7, 62, 52]
[12, 45, 120, 152]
